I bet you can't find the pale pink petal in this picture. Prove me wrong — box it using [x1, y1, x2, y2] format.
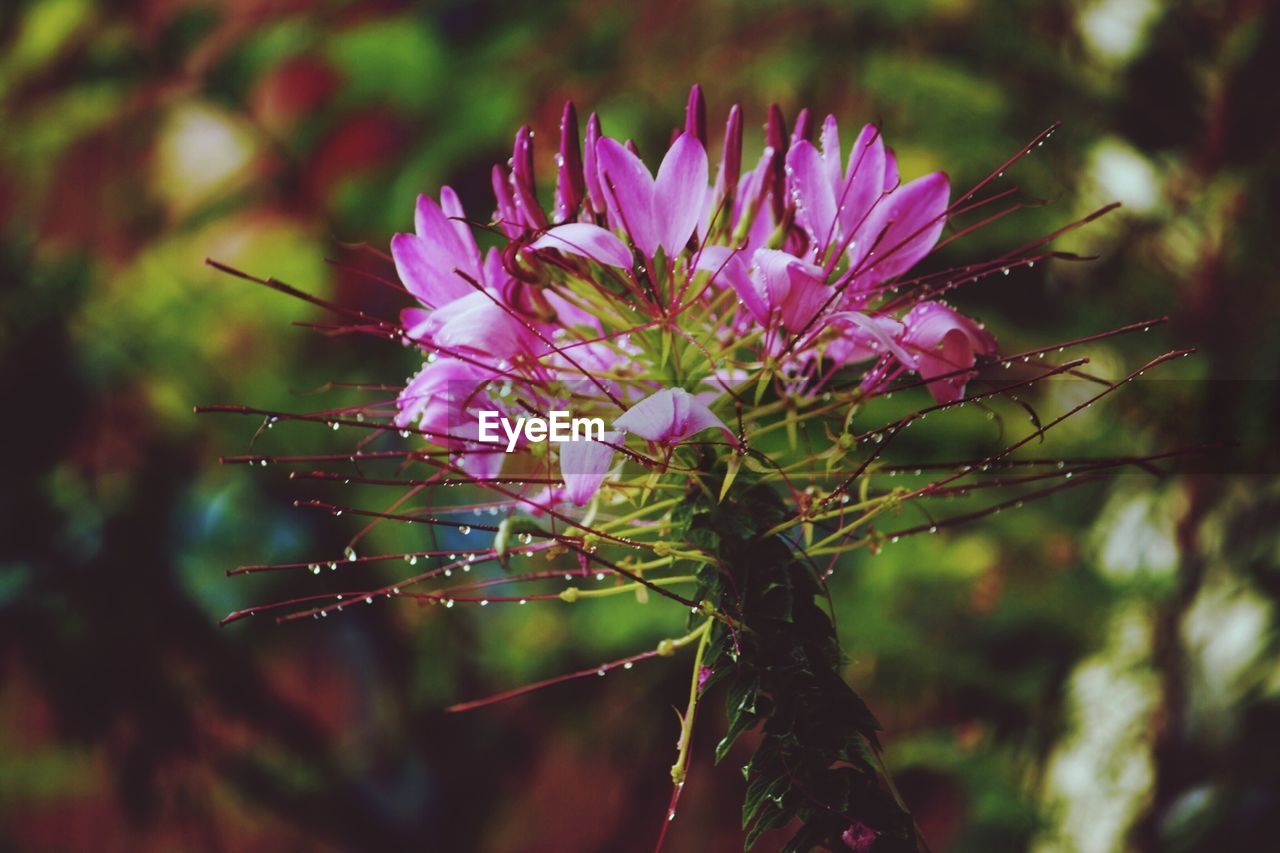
[614, 388, 731, 444]
[595, 137, 659, 258]
[559, 430, 621, 505]
[654, 132, 710, 257]
[422, 291, 530, 358]
[529, 223, 633, 268]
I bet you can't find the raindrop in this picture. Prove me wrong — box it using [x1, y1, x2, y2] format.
[458, 525, 471, 536]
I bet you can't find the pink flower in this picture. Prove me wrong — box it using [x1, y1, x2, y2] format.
[696, 247, 830, 331]
[613, 387, 733, 445]
[391, 190, 484, 308]
[594, 133, 709, 260]
[901, 301, 996, 403]
[786, 119, 886, 257]
[783, 116, 950, 292]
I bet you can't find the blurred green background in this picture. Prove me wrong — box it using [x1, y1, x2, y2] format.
[2, 1, 1278, 850]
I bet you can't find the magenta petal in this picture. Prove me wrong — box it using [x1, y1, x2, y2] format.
[837, 124, 886, 242]
[654, 132, 709, 257]
[415, 193, 478, 278]
[583, 113, 606, 215]
[391, 233, 473, 308]
[439, 186, 484, 281]
[559, 430, 620, 505]
[853, 172, 949, 282]
[778, 264, 831, 331]
[825, 311, 915, 366]
[787, 140, 838, 250]
[529, 223, 633, 268]
[882, 148, 900, 191]
[697, 246, 766, 322]
[595, 136, 660, 258]
[902, 302, 997, 403]
[819, 115, 842, 193]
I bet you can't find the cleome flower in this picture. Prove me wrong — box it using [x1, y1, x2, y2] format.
[207, 83, 1186, 852]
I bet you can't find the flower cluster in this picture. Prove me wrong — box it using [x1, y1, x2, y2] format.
[209, 85, 1185, 852]
[390, 86, 995, 509]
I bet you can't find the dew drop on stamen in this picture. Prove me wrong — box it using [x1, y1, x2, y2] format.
[458, 525, 471, 536]
[309, 564, 320, 574]
[479, 600, 489, 606]
[365, 596, 373, 605]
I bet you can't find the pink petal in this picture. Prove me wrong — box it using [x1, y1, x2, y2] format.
[414, 194, 479, 280]
[529, 223, 633, 268]
[751, 248, 798, 312]
[654, 132, 709, 257]
[614, 388, 730, 444]
[853, 172, 949, 282]
[696, 246, 766, 323]
[882, 148, 899, 191]
[777, 263, 832, 332]
[836, 124, 886, 243]
[422, 291, 530, 359]
[391, 233, 473, 308]
[559, 430, 620, 505]
[787, 140, 838, 250]
[824, 311, 914, 366]
[439, 186, 484, 279]
[819, 115, 843, 194]
[595, 137, 659, 258]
